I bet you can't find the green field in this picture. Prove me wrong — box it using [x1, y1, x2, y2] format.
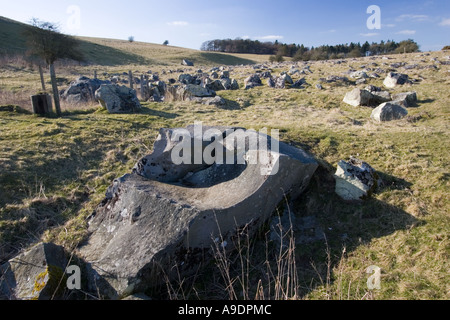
[0, 16, 449, 300]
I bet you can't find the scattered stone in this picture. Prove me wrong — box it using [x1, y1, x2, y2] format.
[291, 78, 307, 89]
[165, 84, 216, 102]
[391, 92, 418, 108]
[343, 88, 374, 107]
[62, 76, 111, 104]
[325, 75, 349, 84]
[274, 77, 286, 89]
[198, 95, 226, 107]
[182, 59, 194, 67]
[365, 85, 391, 104]
[179, 74, 194, 85]
[279, 73, 293, 85]
[220, 71, 230, 79]
[260, 71, 272, 78]
[95, 84, 142, 113]
[315, 83, 323, 90]
[383, 72, 410, 88]
[205, 79, 226, 91]
[334, 157, 381, 201]
[244, 74, 262, 89]
[350, 70, 368, 79]
[371, 102, 408, 122]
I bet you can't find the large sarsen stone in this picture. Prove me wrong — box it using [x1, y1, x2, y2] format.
[77, 126, 318, 299]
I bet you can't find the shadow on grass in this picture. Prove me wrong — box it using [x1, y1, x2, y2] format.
[140, 106, 180, 119]
[290, 164, 420, 299]
[189, 163, 421, 300]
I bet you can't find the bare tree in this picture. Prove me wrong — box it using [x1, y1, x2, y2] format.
[23, 18, 83, 116]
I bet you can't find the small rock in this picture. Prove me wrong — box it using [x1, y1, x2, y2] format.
[391, 92, 418, 108]
[383, 72, 410, 88]
[343, 88, 374, 107]
[334, 157, 381, 201]
[95, 84, 142, 114]
[371, 102, 408, 122]
[182, 59, 194, 67]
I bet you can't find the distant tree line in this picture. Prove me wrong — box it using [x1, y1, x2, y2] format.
[200, 38, 419, 61]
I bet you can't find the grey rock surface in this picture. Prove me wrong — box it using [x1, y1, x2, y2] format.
[334, 157, 381, 201]
[95, 84, 141, 113]
[62, 76, 111, 104]
[371, 102, 408, 122]
[77, 126, 318, 299]
[383, 72, 410, 88]
[0, 243, 68, 300]
[343, 88, 374, 107]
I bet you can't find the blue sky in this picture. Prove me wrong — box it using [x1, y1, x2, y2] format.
[1, 0, 449, 51]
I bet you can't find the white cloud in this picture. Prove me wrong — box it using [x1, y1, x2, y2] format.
[167, 21, 189, 27]
[241, 35, 250, 40]
[382, 23, 396, 28]
[396, 30, 416, 35]
[396, 14, 429, 22]
[439, 18, 450, 26]
[256, 35, 284, 41]
[360, 33, 379, 37]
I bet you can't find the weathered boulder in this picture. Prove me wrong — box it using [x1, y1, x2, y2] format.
[334, 157, 381, 201]
[391, 91, 418, 108]
[220, 71, 230, 79]
[260, 71, 272, 78]
[95, 84, 142, 113]
[279, 73, 293, 85]
[198, 96, 226, 107]
[365, 85, 392, 104]
[343, 88, 374, 107]
[229, 79, 239, 90]
[182, 59, 194, 66]
[274, 77, 286, 89]
[350, 70, 368, 79]
[267, 77, 276, 88]
[205, 79, 225, 91]
[178, 74, 194, 85]
[0, 243, 68, 300]
[77, 125, 318, 298]
[371, 102, 408, 122]
[62, 76, 111, 104]
[383, 72, 410, 88]
[165, 84, 216, 102]
[291, 78, 307, 89]
[244, 74, 262, 89]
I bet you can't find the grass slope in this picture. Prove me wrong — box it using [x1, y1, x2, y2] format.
[0, 16, 261, 66]
[0, 19, 449, 300]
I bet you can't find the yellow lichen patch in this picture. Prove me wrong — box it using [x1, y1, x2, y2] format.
[32, 268, 49, 299]
[31, 265, 67, 300]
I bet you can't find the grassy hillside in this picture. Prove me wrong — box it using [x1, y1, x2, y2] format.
[0, 16, 29, 54]
[0, 14, 449, 300]
[0, 16, 261, 66]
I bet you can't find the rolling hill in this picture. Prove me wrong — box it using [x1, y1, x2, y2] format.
[0, 16, 263, 66]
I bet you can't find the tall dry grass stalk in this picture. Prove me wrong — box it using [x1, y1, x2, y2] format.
[210, 203, 301, 301]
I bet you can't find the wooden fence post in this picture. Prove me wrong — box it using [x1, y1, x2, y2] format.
[140, 74, 145, 100]
[39, 65, 46, 92]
